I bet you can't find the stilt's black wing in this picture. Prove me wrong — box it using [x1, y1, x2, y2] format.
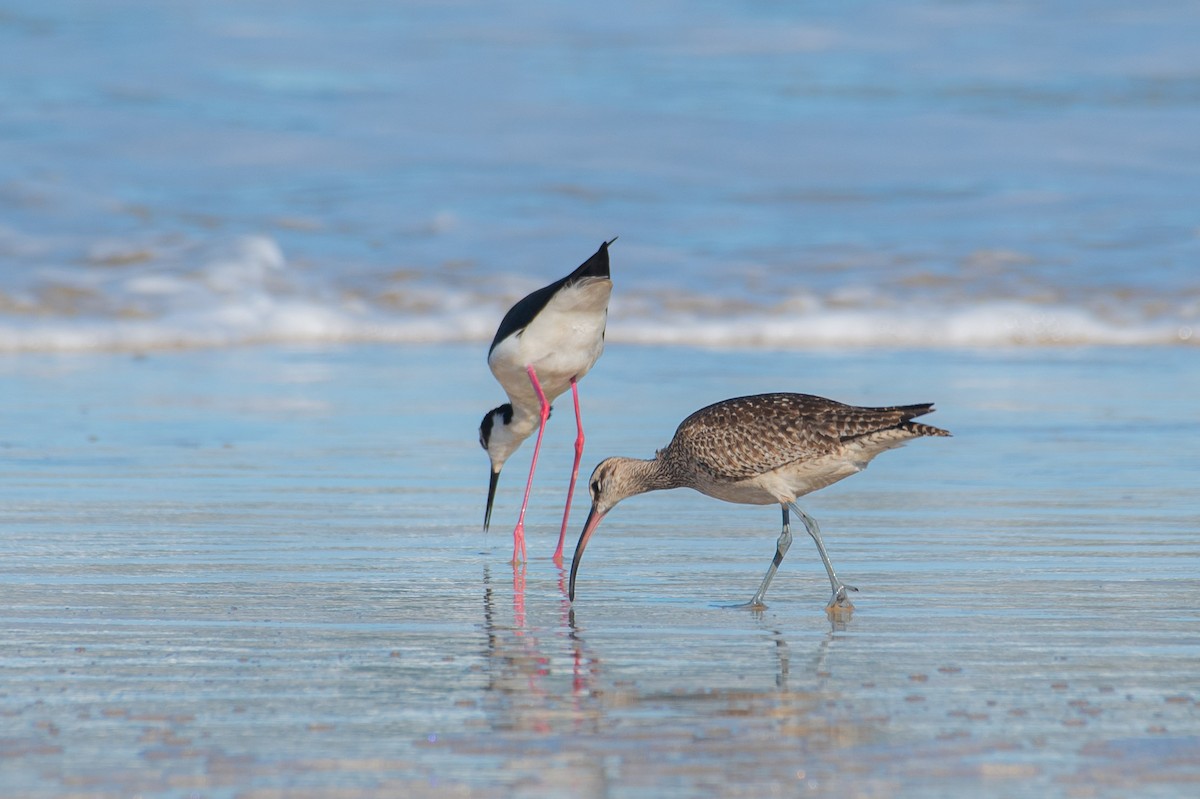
[488, 239, 613, 357]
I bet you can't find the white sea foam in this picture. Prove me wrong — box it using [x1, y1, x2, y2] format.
[612, 304, 1193, 349]
[0, 295, 1192, 353]
[0, 235, 1194, 353]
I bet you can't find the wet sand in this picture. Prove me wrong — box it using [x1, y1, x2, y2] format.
[2, 343, 1198, 798]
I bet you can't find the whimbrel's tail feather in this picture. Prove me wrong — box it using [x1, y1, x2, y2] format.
[883, 402, 936, 420]
[899, 420, 952, 438]
[892, 403, 951, 438]
[844, 403, 951, 444]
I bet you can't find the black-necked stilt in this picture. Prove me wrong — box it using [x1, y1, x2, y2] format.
[568, 392, 950, 609]
[480, 239, 616, 564]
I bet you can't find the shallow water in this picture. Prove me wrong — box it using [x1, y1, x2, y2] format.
[2, 343, 1197, 797]
[4, 2, 1199, 794]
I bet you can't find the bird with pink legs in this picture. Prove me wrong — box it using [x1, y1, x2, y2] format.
[479, 239, 615, 564]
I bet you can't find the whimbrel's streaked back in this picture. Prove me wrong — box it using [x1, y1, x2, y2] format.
[569, 392, 951, 609]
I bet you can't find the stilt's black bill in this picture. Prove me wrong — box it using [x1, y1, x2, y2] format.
[483, 469, 501, 531]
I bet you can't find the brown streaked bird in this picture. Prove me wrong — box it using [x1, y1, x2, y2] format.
[568, 392, 951, 609]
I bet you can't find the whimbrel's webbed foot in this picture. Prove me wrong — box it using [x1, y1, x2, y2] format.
[726, 599, 767, 612]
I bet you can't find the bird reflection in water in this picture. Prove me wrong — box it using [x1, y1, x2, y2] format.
[479, 564, 600, 736]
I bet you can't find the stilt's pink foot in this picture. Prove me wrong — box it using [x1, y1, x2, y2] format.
[511, 522, 527, 564]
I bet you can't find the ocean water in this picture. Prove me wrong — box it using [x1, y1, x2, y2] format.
[3, 2, 1200, 797]
[2, 0, 1199, 351]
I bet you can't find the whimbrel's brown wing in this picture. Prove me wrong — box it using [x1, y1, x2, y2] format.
[667, 393, 947, 481]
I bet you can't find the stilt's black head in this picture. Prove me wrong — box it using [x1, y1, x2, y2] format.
[480, 403, 515, 531]
[479, 403, 513, 452]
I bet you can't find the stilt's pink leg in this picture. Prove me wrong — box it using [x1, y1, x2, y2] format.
[553, 377, 584, 564]
[511, 365, 550, 564]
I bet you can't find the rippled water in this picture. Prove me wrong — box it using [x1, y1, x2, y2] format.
[3, 2, 1198, 794]
[2, 344, 1197, 797]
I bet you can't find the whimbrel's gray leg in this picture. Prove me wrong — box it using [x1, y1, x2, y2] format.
[787, 502, 857, 608]
[736, 507, 794, 609]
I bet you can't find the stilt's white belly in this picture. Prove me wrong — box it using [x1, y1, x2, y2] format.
[488, 278, 611, 408]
